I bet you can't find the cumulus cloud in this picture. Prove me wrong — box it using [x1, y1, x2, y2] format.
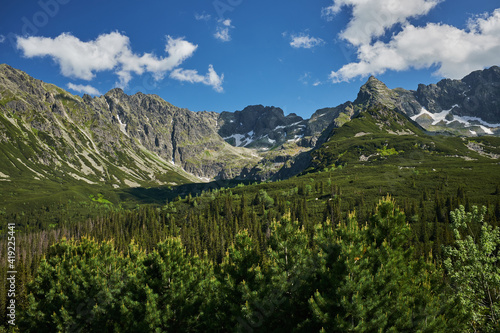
[330, 8, 500, 82]
[323, 0, 441, 45]
[17, 32, 128, 81]
[170, 65, 224, 92]
[290, 34, 324, 49]
[214, 19, 234, 42]
[67, 83, 101, 95]
[114, 35, 198, 86]
[0, 35, 5, 43]
[16, 32, 224, 91]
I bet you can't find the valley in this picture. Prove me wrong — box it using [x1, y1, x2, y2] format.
[0, 64, 499, 332]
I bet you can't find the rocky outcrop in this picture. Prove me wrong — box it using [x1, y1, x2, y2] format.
[0, 64, 259, 186]
[399, 67, 500, 135]
[217, 105, 306, 148]
[342, 66, 500, 136]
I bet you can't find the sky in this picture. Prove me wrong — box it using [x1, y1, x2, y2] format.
[0, 0, 499, 119]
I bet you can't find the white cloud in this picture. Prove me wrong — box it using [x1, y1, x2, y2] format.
[17, 32, 128, 80]
[195, 13, 212, 21]
[323, 0, 441, 45]
[0, 35, 5, 43]
[214, 19, 234, 42]
[214, 27, 231, 42]
[67, 83, 101, 95]
[16, 32, 223, 91]
[290, 34, 324, 49]
[114, 35, 198, 86]
[330, 8, 500, 82]
[170, 65, 224, 92]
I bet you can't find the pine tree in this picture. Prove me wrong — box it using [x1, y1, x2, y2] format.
[312, 198, 461, 332]
[143, 237, 216, 331]
[444, 206, 500, 332]
[215, 229, 263, 331]
[20, 237, 151, 332]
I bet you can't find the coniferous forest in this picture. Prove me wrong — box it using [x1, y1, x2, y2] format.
[1, 174, 499, 332]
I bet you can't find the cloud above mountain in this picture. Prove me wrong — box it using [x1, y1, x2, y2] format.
[16, 32, 224, 92]
[170, 65, 224, 93]
[67, 83, 101, 95]
[323, 0, 441, 46]
[326, 0, 500, 82]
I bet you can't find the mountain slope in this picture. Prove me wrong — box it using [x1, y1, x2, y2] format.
[1, 63, 499, 192]
[0, 64, 260, 189]
[307, 104, 500, 175]
[395, 66, 500, 135]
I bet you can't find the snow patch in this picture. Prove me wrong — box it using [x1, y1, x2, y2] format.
[116, 115, 128, 136]
[288, 134, 304, 142]
[274, 121, 303, 131]
[479, 125, 494, 135]
[223, 133, 247, 146]
[411, 107, 500, 134]
[224, 131, 256, 147]
[264, 135, 276, 144]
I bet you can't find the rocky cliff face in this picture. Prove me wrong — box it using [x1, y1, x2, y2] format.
[0, 64, 259, 187]
[217, 105, 306, 148]
[321, 67, 500, 137]
[400, 66, 500, 135]
[1, 63, 499, 188]
[412, 66, 500, 120]
[99, 88, 259, 180]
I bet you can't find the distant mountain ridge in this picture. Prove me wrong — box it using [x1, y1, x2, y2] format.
[355, 67, 500, 136]
[216, 66, 500, 153]
[0, 64, 259, 188]
[1, 63, 499, 190]
[217, 105, 306, 148]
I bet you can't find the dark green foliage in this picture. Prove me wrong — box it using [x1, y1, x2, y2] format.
[6, 199, 484, 332]
[20, 237, 151, 332]
[318, 198, 462, 332]
[19, 237, 216, 332]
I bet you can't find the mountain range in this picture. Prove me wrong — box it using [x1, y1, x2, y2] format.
[0, 63, 499, 193]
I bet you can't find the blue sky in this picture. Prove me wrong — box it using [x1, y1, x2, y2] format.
[1, 0, 499, 119]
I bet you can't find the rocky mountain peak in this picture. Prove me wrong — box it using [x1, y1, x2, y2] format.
[105, 87, 128, 100]
[462, 65, 500, 85]
[354, 76, 398, 109]
[217, 104, 305, 148]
